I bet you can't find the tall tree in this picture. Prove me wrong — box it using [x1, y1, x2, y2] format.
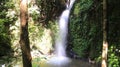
[19, 0, 32, 67]
[102, 0, 108, 67]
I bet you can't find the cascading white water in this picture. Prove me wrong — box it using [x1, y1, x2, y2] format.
[47, 0, 75, 66]
[55, 0, 75, 58]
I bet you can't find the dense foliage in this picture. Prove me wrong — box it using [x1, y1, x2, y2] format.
[0, 0, 15, 56]
[68, 0, 102, 59]
[68, 0, 120, 66]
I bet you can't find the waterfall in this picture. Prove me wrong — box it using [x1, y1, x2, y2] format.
[55, 0, 75, 58]
[47, 0, 75, 66]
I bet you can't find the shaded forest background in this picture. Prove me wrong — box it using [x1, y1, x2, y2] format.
[0, 0, 120, 67]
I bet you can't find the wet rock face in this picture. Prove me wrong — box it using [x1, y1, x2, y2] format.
[66, 44, 80, 59]
[66, 49, 79, 59]
[39, 0, 67, 23]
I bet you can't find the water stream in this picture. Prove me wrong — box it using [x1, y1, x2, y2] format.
[47, 0, 75, 67]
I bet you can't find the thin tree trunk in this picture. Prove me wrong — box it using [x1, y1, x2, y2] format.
[20, 0, 32, 67]
[101, 0, 108, 67]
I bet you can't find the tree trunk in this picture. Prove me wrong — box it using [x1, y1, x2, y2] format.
[101, 0, 108, 67]
[20, 0, 32, 67]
